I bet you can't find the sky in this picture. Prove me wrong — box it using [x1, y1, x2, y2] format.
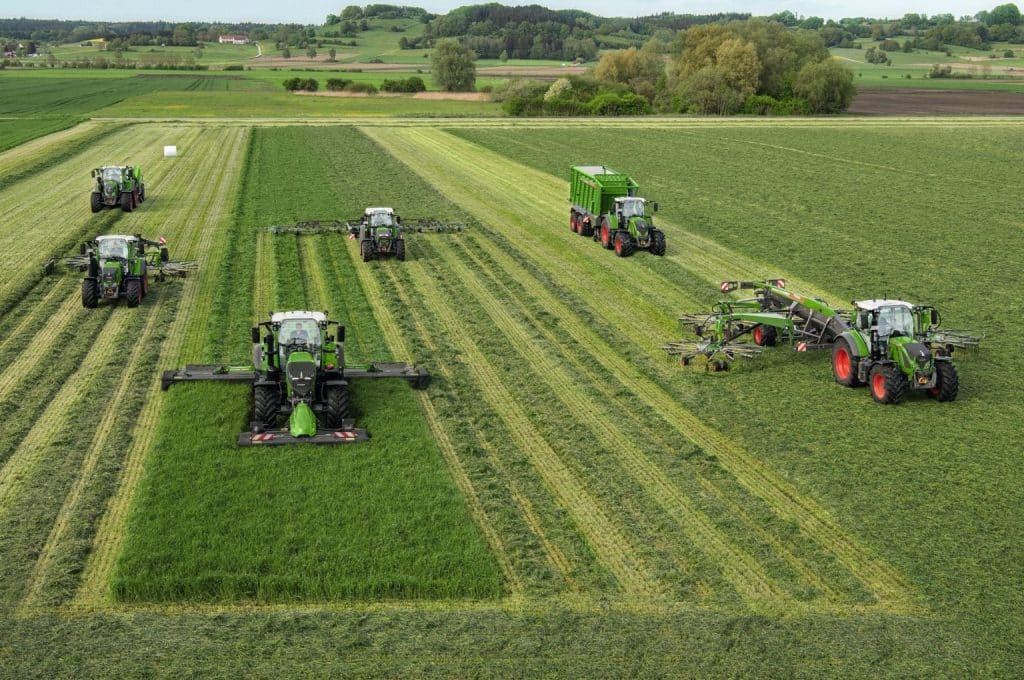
[6, 0, 996, 25]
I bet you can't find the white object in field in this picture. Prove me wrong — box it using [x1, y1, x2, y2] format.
[163, 145, 178, 157]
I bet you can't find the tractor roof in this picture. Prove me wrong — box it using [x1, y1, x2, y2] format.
[853, 299, 913, 311]
[96, 234, 138, 242]
[364, 207, 394, 215]
[271, 311, 327, 324]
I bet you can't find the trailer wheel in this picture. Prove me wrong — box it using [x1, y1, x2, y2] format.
[360, 239, 373, 262]
[90, 192, 102, 213]
[324, 384, 350, 428]
[928, 362, 959, 402]
[81, 279, 99, 308]
[614, 230, 634, 257]
[570, 210, 578, 233]
[579, 216, 593, 237]
[396, 239, 406, 261]
[253, 385, 280, 428]
[125, 279, 142, 308]
[600, 220, 613, 249]
[752, 325, 777, 347]
[649, 230, 666, 256]
[831, 339, 862, 387]
[869, 364, 908, 404]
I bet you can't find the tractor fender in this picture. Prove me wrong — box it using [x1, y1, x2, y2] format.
[322, 378, 349, 388]
[837, 330, 869, 358]
[254, 379, 279, 389]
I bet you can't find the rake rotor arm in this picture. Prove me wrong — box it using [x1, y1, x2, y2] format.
[346, 362, 430, 389]
[161, 365, 257, 391]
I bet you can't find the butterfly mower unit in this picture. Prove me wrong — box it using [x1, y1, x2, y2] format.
[664, 279, 981, 404]
[161, 311, 429, 445]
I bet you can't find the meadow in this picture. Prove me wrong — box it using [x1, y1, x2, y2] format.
[0, 97, 1021, 674]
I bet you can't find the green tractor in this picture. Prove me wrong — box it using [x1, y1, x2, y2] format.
[831, 300, 971, 404]
[161, 311, 429, 446]
[568, 166, 664, 257]
[90, 165, 145, 213]
[73, 234, 170, 308]
[351, 207, 406, 262]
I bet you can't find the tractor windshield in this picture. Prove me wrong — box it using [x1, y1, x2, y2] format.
[101, 167, 122, 182]
[369, 212, 393, 227]
[877, 306, 914, 338]
[97, 238, 129, 259]
[619, 198, 646, 218]
[279, 319, 321, 364]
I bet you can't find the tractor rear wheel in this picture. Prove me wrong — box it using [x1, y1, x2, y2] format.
[396, 239, 406, 261]
[253, 385, 280, 429]
[649, 230, 666, 256]
[600, 220, 613, 249]
[831, 339, 863, 387]
[324, 384, 350, 429]
[81, 279, 98, 308]
[869, 364, 908, 404]
[570, 210, 578, 233]
[125, 279, 142, 307]
[139, 184, 146, 202]
[752, 325, 778, 347]
[929, 362, 959, 401]
[90, 192, 102, 213]
[614, 230, 634, 257]
[360, 239, 373, 262]
[120, 192, 133, 212]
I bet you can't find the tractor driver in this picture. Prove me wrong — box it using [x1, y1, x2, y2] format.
[291, 322, 310, 345]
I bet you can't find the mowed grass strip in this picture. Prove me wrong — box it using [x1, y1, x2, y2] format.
[105, 125, 501, 604]
[367, 126, 915, 613]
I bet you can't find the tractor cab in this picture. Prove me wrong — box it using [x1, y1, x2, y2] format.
[272, 311, 327, 368]
[853, 300, 915, 347]
[97, 235, 131, 260]
[613, 196, 657, 245]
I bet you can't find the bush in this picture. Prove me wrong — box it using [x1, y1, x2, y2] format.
[345, 81, 378, 94]
[223, 64, 243, 71]
[380, 76, 427, 93]
[282, 77, 319, 91]
[1005, 50, 1016, 58]
[587, 92, 651, 116]
[742, 94, 778, 115]
[326, 78, 351, 91]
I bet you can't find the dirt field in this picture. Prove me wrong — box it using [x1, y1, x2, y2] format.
[848, 87, 1024, 114]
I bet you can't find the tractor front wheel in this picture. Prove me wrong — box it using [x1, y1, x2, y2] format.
[81, 279, 99, 308]
[253, 385, 280, 429]
[396, 239, 406, 261]
[929, 361, 959, 402]
[614, 230, 634, 257]
[649, 230, 666, 256]
[120, 192, 133, 212]
[324, 384, 350, 429]
[831, 339, 863, 387]
[360, 239, 373, 262]
[869, 364, 908, 404]
[753, 325, 778, 347]
[90, 192, 102, 213]
[570, 210, 578, 234]
[600, 220, 613, 250]
[139, 184, 146, 202]
[125, 279, 142, 307]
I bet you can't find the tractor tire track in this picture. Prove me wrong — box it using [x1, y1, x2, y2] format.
[0, 290, 84, 398]
[396, 254, 662, 598]
[346, 244, 523, 597]
[367, 126, 915, 613]
[74, 126, 250, 607]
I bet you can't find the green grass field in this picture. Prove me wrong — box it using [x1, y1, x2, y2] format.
[0, 74, 1023, 674]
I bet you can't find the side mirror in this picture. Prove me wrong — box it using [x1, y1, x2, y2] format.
[91, 169, 96, 178]
[251, 327, 260, 344]
[160, 247, 169, 263]
[931, 309, 939, 325]
[396, 215, 401, 224]
[651, 202, 659, 212]
[80, 242, 87, 255]
[338, 326, 346, 342]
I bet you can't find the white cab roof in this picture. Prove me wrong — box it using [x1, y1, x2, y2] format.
[364, 207, 394, 215]
[271, 311, 327, 323]
[853, 299, 913, 311]
[96, 234, 137, 241]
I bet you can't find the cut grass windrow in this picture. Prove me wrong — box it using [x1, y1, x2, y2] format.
[391, 252, 662, 598]
[74, 126, 250, 607]
[345, 241, 523, 596]
[368, 126, 915, 613]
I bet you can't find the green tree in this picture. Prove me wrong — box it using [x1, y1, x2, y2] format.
[340, 5, 363, 20]
[307, 46, 317, 58]
[431, 38, 476, 91]
[792, 59, 855, 113]
[328, 48, 337, 61]
[985, 3, 1021, 25]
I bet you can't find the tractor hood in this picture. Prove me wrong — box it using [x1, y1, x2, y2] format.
[286, 351, 316, 397]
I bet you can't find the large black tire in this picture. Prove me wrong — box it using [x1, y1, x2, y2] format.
[600, 219, 614, 249]
[396, 239, 406, 261]
[139, 184, 146, 202]
[752, 325, 778, 347]
[569, 210, 578, 234]
[120, 192, 133, 212]
[614, 230, 634, 257]
[869, 364, 908, 405]
[929, 361, 959, 402]
[831, 338, 863, 386]
[125, 279, 142, 308]
[90, 192, 102, 213]
[324, 384, 350, 429]
[253, 384, 280, 429]
[360, 239, 373, 262]
[81, 279, 98, 308]
[649, 230, 666, 256]
[579, 215, 594, 237]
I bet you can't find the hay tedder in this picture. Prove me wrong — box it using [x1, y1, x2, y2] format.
[665, 280, 981, 404]
[162, 311, 428, 446]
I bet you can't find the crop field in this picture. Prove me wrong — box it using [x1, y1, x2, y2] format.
[0, 114, 1022, 676]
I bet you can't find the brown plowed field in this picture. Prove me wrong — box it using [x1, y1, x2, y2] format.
[849, 87, 1024, 115]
